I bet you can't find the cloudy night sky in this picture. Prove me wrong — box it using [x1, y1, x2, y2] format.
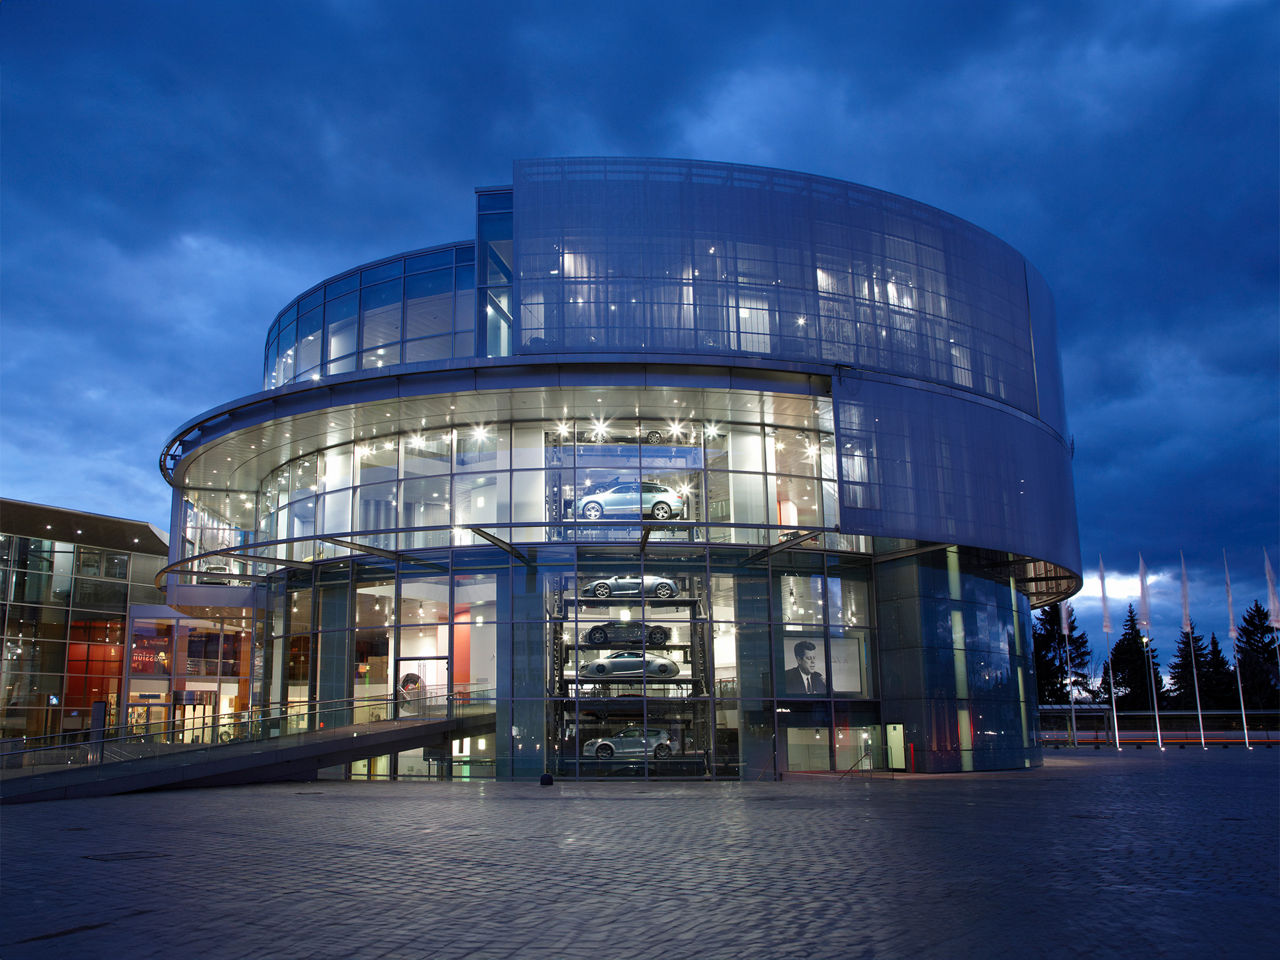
[1, 0, 1276, 665]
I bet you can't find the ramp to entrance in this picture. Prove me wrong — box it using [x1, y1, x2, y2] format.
[1, 708, 495, 804]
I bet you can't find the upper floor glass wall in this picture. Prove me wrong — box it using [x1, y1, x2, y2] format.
[263, 243, 477, 389]
[255, 162, 1066, 440]
[513, 158, 1066, 436]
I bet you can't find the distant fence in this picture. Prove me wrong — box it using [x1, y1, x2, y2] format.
[1038, 706, 1279, 745]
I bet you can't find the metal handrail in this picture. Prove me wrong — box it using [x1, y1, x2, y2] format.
[0, 684, 496, 778]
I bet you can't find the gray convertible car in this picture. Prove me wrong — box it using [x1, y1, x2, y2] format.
[582, 726, 673, 760]
[580, 574, 679, 599]
[577, 651, 680, 678]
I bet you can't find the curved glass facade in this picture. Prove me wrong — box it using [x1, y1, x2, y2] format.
[514, 158, 1065, 434]
[263, 242, 477, 389]
[158, 158, 1080, 777]
[245, 391, 838, 555]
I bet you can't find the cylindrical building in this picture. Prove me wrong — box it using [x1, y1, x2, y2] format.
[159, 158, 1080, 777]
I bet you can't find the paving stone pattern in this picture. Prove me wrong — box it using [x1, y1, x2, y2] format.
[1, 750, 1276, 960]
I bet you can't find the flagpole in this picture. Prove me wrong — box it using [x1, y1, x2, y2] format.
[1181, 552, 1206, 750]
[1138, 555, 1164, 750]
[1225, 550, 1251, 750]
[1265, 550, 1280, 678]
[1061, 602, 1077, 747]
[1099, 557, 1120, 751]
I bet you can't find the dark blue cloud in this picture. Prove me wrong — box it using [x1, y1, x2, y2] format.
[1, 0, 1276, 659]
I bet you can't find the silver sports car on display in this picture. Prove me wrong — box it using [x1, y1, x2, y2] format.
[579, 620, 671, 647]
[574, 481, 684, 521]
[579, 574, 679, 599]
[582, 726, 673, 760]
[577, 651, 680, 678]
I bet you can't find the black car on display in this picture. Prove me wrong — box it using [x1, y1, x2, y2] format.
[578, 620, 671, 647]
[579, 574, 679, 599]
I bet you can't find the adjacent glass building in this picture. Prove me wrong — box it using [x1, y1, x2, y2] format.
[0, 499, 169, 740]
[159, 158, 1081, 777]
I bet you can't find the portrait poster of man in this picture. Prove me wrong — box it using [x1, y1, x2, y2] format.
[783, 639, 827, 695]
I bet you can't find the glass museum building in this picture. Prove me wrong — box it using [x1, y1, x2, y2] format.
[158, 158, 1081, 779]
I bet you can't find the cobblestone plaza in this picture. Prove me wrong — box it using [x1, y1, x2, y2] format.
[2, 751, 1275, 959]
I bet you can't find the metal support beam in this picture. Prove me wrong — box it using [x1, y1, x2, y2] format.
[741, 529, 832, 566]
[239, 554, 313, 570]
[319, 536, 399, 561]
[464, 526, 531, 565]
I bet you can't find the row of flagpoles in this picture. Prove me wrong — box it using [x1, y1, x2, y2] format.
[1085, 549, 1280, 752]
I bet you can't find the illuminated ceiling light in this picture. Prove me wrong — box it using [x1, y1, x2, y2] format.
[472, 425, 489, 441]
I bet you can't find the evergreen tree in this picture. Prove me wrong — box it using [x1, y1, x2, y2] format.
[1062, 603, 1094, 702]
[1033, 606, 1066, 705]
[1234, 601, 1279, 710]
[1033, 602, 1094, 706]
[1199, 633, 1237, 710]
[1099, 604, 1165, 711]
[1166, 621, 1207, 711]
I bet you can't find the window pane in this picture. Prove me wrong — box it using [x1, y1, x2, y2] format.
[406, 250, 453, 273]
[404, 336, 452, 364]
[405, 270, 454, 339]
[360, 279, 402, 349]
[326, 292, 359, 361]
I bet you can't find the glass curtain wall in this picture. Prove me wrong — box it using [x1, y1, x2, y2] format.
[263, 244, 478, 390]
[245, 541, 875, 780]
[1, 535, 165, 739]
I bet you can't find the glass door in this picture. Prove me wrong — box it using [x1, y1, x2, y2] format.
[127, 702, 169, 738]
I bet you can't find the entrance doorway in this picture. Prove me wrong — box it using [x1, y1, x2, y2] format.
[127, 702, 169, 737]
[886, 723, 905, 770]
